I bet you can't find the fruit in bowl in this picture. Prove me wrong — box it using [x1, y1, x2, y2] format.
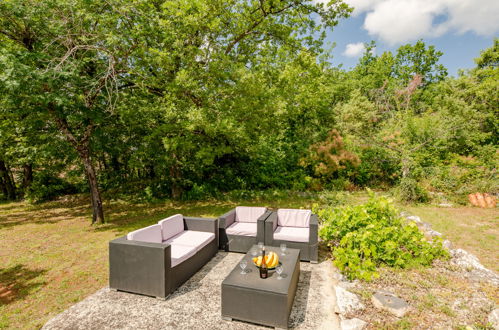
[252, 251, 279, 269]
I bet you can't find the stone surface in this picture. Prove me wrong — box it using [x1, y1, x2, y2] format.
[488, 308, 499, 330]
[340, 318, 367, 330]
[43, 252, 340, 330]
[405, 215, 421, 223]
[442, 239, 453, 250]
[451, 249, 499, 286]
[335, 286, 365, 315]
[371, 290, 410, 318]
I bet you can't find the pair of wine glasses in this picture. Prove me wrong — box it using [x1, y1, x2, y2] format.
[239, 243, 288, 279]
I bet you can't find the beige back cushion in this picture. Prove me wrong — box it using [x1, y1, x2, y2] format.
[235, 206, 267, 223]
[158, 214, 184, 241]
[277, 209, 311, 228]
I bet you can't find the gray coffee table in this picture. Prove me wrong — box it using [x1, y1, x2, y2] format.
[221, 245, 300, 329]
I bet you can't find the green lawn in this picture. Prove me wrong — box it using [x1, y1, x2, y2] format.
[0, 192, 497, 329]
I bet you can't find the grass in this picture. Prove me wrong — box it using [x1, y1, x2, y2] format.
[0, 190, 497, 329]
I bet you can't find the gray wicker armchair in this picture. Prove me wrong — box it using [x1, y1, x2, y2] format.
[218, 206, 271, 253]
[109, 214, 218, 299]
[265, 209, 318, 263]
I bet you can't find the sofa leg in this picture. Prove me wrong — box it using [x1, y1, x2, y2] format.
[109, 288, 118, 292]
[156, 295, 169, 301]
[222, 316, 232, 321]
[310, 260, 318, 264]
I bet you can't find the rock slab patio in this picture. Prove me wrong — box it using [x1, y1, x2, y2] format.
[43, 252, 340, 330]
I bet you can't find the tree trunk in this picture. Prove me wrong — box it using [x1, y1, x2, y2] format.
[169, 161, 182, 199]
[81, 152, 105, 224]
[0, 160, 17, 200]
[48, 105, 104, 224]
[22, 163, 33, 190]
[0, 175, 8, 198]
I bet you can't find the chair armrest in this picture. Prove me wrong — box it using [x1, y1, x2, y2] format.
[265, 211, 277, 244]
[219, 209, 236, 229]
[257, 210, 272, 243]
[309, 214, 319, 244]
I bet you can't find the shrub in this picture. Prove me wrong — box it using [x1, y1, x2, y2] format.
[25, 172, 77, 203]
[396, 177, 430, 203]
[316, 192, 448, 281]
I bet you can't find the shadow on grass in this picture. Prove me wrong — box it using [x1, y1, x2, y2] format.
[0, 264, 47, 305]
[1, 192, 318, 233]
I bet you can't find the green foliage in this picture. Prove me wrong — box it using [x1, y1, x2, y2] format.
[396, 177, 430, 203]
[317, 192, 448, 281]
[25, 172, 77, 203]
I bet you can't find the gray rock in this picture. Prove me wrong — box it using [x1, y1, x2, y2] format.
[405, 215, 421, 223]
[335, 286, 365, 315]
[399, 211, 412, 218]
[371, 290, 410, 318]
[451, 249, 499, 286]
[341, 318, 367, 330]
[427, 229, 442, 237]
[438, 203, 453, 207]
[442, 239, 453, 250]
[488, 308, 499, 329]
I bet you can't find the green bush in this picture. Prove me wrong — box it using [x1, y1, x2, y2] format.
[396, 177, 430, 203]
[316, 192, 448, 281]
[25, 172, 77, 203]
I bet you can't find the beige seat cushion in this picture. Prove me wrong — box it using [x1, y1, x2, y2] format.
[164, 230, 215, 252]
[235, 206, 267, 223]
[225, 222, 257, 237]
[170, 244, 197, 267]
[273, 226, 309, 243]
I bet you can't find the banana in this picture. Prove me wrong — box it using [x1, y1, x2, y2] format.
[252, 251, 279, 268]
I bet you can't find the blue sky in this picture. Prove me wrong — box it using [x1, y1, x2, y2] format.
[321, 0, 499, 76]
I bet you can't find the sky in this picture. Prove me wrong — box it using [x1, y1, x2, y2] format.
[321, 0, 499, 76]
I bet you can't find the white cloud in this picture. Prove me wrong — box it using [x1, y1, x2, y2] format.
[343, 42, 366, 57]
[343, 0, 499, 45]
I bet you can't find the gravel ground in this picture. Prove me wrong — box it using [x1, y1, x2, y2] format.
[43, 252, 340, 330]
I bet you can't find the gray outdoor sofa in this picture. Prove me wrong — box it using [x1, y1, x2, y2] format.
[109, 214, 218, 299]
[218, 206, 272, 253]
[265, 209, 318, 263]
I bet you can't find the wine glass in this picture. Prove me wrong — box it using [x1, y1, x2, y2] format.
[258, 241, 264, 251]
[276, 265, 284, 280]
[239, 260, 248, 274]
[280, 243, 287, 256]
[250, 247, 258, 258]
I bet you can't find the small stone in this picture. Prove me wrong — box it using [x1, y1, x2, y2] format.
[442, 240, 453, 250]
[405, 215, 421, 223]
[427, 229, 442, 237]
[371, 290, 410, 318]
[488, 308, 499, 329]
[341, 318, 367, 330]
[438, 203, 453, 207]
[335, 286, 365, 314]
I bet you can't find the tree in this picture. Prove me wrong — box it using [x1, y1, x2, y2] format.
[0, 0, 145, 223]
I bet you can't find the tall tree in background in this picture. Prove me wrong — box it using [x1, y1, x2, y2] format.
[0, 0, 146, 223]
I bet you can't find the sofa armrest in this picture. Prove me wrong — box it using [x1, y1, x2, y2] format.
[109, 236, 172, 297]
[309, 214, 319, 244]
[219, 209, 236, 229]
[257, 210, 272, 243]
[265, 211, 277, 244]
[184, 216, 217, 233]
